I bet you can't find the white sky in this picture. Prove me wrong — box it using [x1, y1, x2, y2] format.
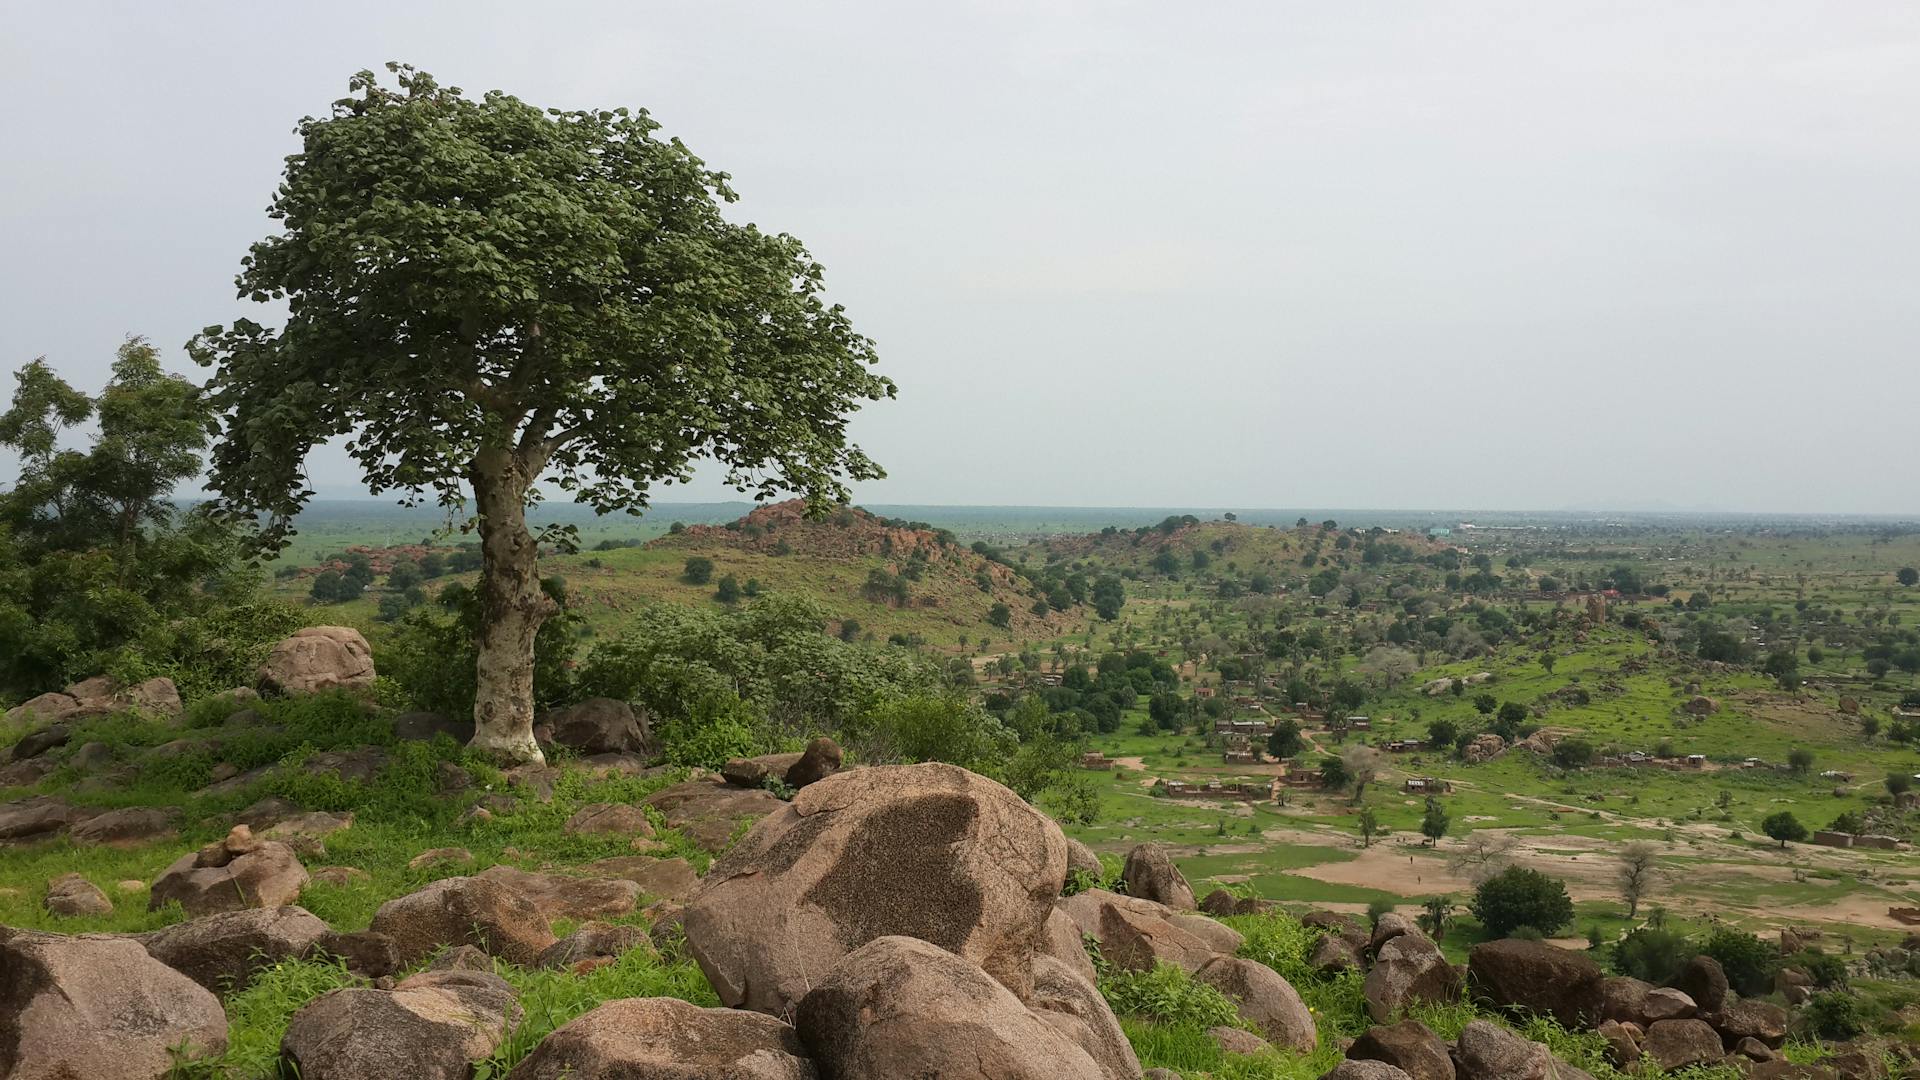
[2, 1, 1916, 513]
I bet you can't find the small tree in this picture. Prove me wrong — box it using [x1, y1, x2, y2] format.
[1450, 831, 1518, 883]
[1427, 716, 1459, 750]
[1472, 692, 1497, 715]
[1898, 567, 1918, 587]
[1266, 718, 1304, 760]
[1761, 810, 1808, 848]
[1358, 806, 1380, 848]
[987, 602, 1012, 629]
[1471, 866, 1574, 938]
[1616, 841, 1660, 918]
[1887, 772, 1914, 797]
[714, 574, 741, 604]
[1341, 744, 1383, 804]
[1417, 895, 1455, 942]
[1420, 796, 1450, 846]
[683, 557, 716, 586]
[1552, 738, 1595, 770]
[1786, 747, 1814, 775]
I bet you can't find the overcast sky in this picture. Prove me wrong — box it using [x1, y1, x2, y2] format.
[3, 2, 1916, 514]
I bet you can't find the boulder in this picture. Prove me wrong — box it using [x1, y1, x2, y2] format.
[1099, 899, 1218, 974]
[69, 806, 177, 846]
[120, 677, 182, 716]
[795, 936, 1106, 1080]
[539, 922, 653, 970]
[408, 846, 474, 870]
[369, 875, 556, 968]
[1324, 1064, 1416, 1080]
[1364, 934, 1462, 1022]
[564, 802, 656, 837]
[1312, 933, 1364, 974]
[281, 968, 521, 1080]
[541, 696, 654, 757]
[1121, 843, 1195, 909]
[585, 856, 701, 902]
[1196, 954, 1317, 1052]
[140, 905, 331, 992]
[1067, 838, 1104, 881]
[1599, 975, 1653, 1025]
[1453, 1020, 1592, 1080]
[507, 996, 815, 1080]
[724, 752, 805, 788]
[1210, 1026, 1269, 1054]
[1641, 986, 1697, 1022]
[149, 825, 308, 915]
[1462, 733, 1507, 763]
[9, 723, 71, 762]
[475, 864, 642, 921]
[1714, 999, 1788, 1049]
[641, 777, 786, 851]
[1467, 939, 1603, 1028]
[1171, 913, 1244, 954]
[263, 810, 355, 855]
[1304, 910, 1371, 951]
[0, 927, 228, 1077]
[684, 762, 1066, 1015]
[1641, 1018, 1723, 1071]
[1058, 887, 1173, 938]
[1346, 1020, 1454, 1080]
[0, 757, 56, 787]
[1595, 1019, 1640, 1068]
[309, 929, 402, 978]
[44, 872, 112, 916]
[786, 736, 844, 788]
[68, 740, 115, 770]
[1029, 955, 1143, 1080]
[258, 625, 376, 696]
[0, 795, 75, 842]
[1370, 911, 1421, 954]
[1042, 905, 1098, 984]
[1673, 954, 1729, 1013]
[3, 691, 81, 727]
[1734, 1036, 1779, 1062]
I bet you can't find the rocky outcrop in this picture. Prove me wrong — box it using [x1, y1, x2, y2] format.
[795, 935, 1107, 1080]
[565, 802, 656, 837]
[586, 856, 701, 902]
[538, 922, 652, 971]
[1042, 905, 1098, 983]
[69, 806, 177, 846]
[258, 626, 376, 696]
[1347, 1019, 1454, 1080]
[1364, 933, 1462, 1022]
[1029, 955, 1143, 1080]
[1467, 939, 1603, 1028]
[1453, 1020, 1594, 1080]
[140, 905, 331, 993]
[3, 676, 180, 728]
[684, 762, 1066, 1016]
[1641, 1018, 1723, 1071]
[1098, 899, 1217, 974]
[641, 777, 786, 851]
[0, 796, 78, 842]
[43, 872, 112, 916]
[281, 968, 521, 1079]
[1672, 954, 1728, 1013]
[0, 927, 228, 1078]
[1599, 975, 1653, 1025]
[541, 697, 654, 757]
[787, 736, 844, 788]
[1196, 954, 1317, 1052]
[149, 825, 308, 915]
[507, 996, 815, 1079]
[369, 874, 556, 968]
[1714, 999, 1788, 1049]
[1121, 843, 1195, 909]
[475, 864, 642, 921]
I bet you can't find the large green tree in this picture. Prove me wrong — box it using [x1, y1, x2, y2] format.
[193, 66, 892, 762]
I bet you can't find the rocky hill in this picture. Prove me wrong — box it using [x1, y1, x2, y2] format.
[1023, 518, 1453, 589]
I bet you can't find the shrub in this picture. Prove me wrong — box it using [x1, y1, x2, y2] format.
[1613, 927, 1693, 985]
[1803, 991, 1864, 1040]
[1700, 928, 1777, 998]
[682, 556, 714, 585]
[1097, 959, 1241, 1029]
[1471, 866, 1573, 938]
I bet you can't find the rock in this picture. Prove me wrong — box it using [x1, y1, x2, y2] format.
[1313, 933, 1363, 973]
[684, 762, 1067, 1016]
[724, 752, 806, 788]
[564, 802, 655, 837]
[1145, 1071, 1184, 1080]
[1324, 1063, 1416, 1080]
[1200, 887, 1241, 916]
[1467, 939, 1603, 1028]
[1641, 1019, 1723, 1071]
[584, 856, 701, 902]
[68, 741, 115, 770]
[539, 921, 652, 970]
[1370, 912, 1420, 954]
[121, 677, 182, 716]
[1364, 934, 1463, 1022]
[9, 723, 71, 761]
[541, 696, 654, 757]
[150, 826, 308, 915]
[1599, 975, 1653, 1025]
[3, 691, 81, 726]
[264, 810, 355, 854]
[1595, 1019, 1640, 1068]
[1211, 1026, 1269, 1054]
[302, 746, 388, 783]
[140, 905, 331, 992]
[1196, 954, 1317, 1052]
[281, 967, 521, 1080]
[1641, 986, 1697, 1022]
[506, 996, 815, 1080]
[408, 846, 474, 870]
[0, 926, 228, 1076]
[786, 736, 843, 788]
[1171, 912, 1245, 954]
[1462, 733, 1507, 763]
[1347, 1019, 1454, 1080]
[475, 864, 642, 921]
[1684, 695, 1719, 715]
[369, 875, 557, 968]
[1029, 955, 1143, 1080]
[69, 806, 177, 846]
[258, 625, 376, 696]
[1058, 887, 1174, 938]
[310, 865, 371, 888]
[641, 777, 787, 851]
[393, 711, 472, 743]
[310, 930, 402, 978]
[0, 796, 75, 841]
[1714, 999, 1788, 1049]
[1099, 898, 1218, 974]
[429, 944, 496, 972]
[1304, 910, 1371, 951]
[1453, 1020, 1591, 1080]
[796, 936, 1107, 1080]
[0, 757, 56, 787]
[1736, 1036, 1780, 1062]
[44, 872, 112, 916]
[1042, 905, 1098, 984]
[1673, 954, 1729, 1013]
[1121, 843, 1195, 909]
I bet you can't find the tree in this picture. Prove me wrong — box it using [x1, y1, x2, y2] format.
[1471, 866, 1574, 937]
[1616, 842, 1659, 918]
[1266, 718, 1303, 760]
[387, 559, 422, 591]
[1318, 753, 1349, 790]
[1887, 772, 1914, 797]
[714, 574, 742, 604]
[1091, 575, 1125, 621]
[987, 602, 1012, 629]
[1420, 796, 1450, 846]
[1898, 567, 1918, 587]
[1552, 738, 1595, 769]
[683, 557, 716, 586]
[1472, 692, 1498, 715]
[1427, 717, 1459, 749]
[192, 66, 891, 764]
[1786, 747, 1814, 775]
[1417, 895, 1455, 942]
[1761, 810, 1808, 848]
[1358, 806, 1380, 848]
[1340, 744, 1383, 804]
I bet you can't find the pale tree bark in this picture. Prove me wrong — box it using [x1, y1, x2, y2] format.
[467, 442, 558, 765]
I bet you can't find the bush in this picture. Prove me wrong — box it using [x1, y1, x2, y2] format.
[1700, 928, 1777, 998]
[1096, 959, 1242, 1029]
[380, 579, 578, 719]
[1612, 927, 1693, 985]
[682, 556, 714, 585]
[1471, 866, 1573, 938]
[1803, 991, 1864, 1040]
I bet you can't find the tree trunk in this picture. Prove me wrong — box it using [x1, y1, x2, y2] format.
[468, 446, 558, 765]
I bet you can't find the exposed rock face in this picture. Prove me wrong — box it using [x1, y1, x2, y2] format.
[1067, 838, 1104, 880]
[140, 905, 331, 992]
[1641, 1018, 1723, 1071]
[586, 856, 702, 902]
[724, 753, 805, 788]
[0, 927, 228, 1078]
[1121, 843, 1195, 909]
[0, 796, 77, 842]
[1098, 899, 1217, 974]
[1041, 905, 1098, 983]
[369, 875, 556, 968]
[281, 968, 521, 1080]
[684, 762, 1066, 1016]
[1029, 955, 1143, 1080]
[475, 864, 642, 921]
[1347, 1020, 1455, 1080]
[1453, 1020, 1592, 1080]
[1715, 999, 1789, 1049]
[1364, 934, 1462, 1022]
[1323, 1063, 1416, 1080]
[795, 936, 1106, 1080]
[43, 872, 112, 916]
[1467, 939, 1603, 1028]
[539, 922, 652, 970]
[641, 777, 787, 852]
[1170, 913, 1244, 954]
[542, 697, 655, 757]
[258, 626, 376, 696]
[1195, 955, 1317, 1052]
[786, 736, 844, 788]
[565, 802, 656, 837]
[1673, 954, 1729, 1013]
[149, 825, 308, 915]
[1640, 986, 1697, 1022]
[507, 996, 815, 1080]
[69, 806, 177, 846]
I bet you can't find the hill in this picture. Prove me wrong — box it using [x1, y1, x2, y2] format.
[1018, 516, 1454, 592]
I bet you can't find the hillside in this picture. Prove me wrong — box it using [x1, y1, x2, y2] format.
[1019, 517, 1454, 590]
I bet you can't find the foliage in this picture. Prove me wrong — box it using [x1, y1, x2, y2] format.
[1761, 810, 1808, 848]
[1471, 866, 1574, 937]
[1097, 958, 1243, 1030]
[1700, 927, 1778, 998]
[1803, 991, 1864, 1040]
[1611, 926, 1693, 985]
[381, 579, 580, 718]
